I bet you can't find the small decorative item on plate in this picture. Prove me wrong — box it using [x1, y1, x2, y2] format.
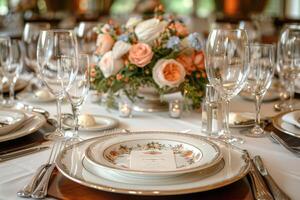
[168, 100, 182, 118]
[62, 114, 119, 132]
[0, 109, 26, 135]
[78, 114, 97, 128]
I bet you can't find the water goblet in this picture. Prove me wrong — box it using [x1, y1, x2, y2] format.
[37, 30, 78, 140]
[245, 44, 275, 137]
[66, 54, 90, 141]
[206, 28, 249, 144]
[277, 24, 300, 111]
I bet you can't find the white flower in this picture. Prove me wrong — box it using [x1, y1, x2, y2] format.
[135, 18, 167, 44]
[112, 40, 131, 59]
[153, 59, 186, 88]
[99, 51, 124, 78]
[126, 16, 142, 29]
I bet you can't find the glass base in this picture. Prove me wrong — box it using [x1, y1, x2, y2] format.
[245, 126, 265, 138]
[217, 133, 244, 144]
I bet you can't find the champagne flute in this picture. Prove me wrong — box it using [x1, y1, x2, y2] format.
[206, 29, 249, 144]
[0, 37, 11, 104]
[4, 39, 24, 105]
[37, 30, 78, 140]
[66, 54, 90, 141]
[245, 44, 275, 137]
[277, 24, 300, 111]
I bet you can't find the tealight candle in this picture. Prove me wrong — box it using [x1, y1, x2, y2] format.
[169, 100, 182, 118]
[118, 102, 132, 118]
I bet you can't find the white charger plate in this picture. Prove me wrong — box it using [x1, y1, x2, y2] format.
[85, 132, 222, 177]
[55, 131, 250, 196]
[62, 115, 119, 132]
[0, 110, 46, 142]
[273, 110, 300, 138]
[0, 109, 26, 135]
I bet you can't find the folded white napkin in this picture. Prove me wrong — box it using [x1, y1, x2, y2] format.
[282, 111, 300, 129]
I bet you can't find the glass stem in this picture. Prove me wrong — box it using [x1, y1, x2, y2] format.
[255, 95, 262, 128]
[222, 99, 230, 135]
[288, 81, 295, 110]
[9, 79, 16, 102]
[71, 105, 80, 138]
[56, 98, 63, 136]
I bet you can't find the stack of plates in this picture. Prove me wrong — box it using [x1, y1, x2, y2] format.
[56, 131, 250, 195]
[0, 108, 46, 143]
[272, 110, 300, 138]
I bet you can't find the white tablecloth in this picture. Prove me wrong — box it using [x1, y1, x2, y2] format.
[0, 96, 300, 200]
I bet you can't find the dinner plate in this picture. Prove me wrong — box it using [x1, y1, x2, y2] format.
[0, 110, 46, 142]
[16, 89, 56, 103]
[85, 132, 222, 177]
[56, 131, 250, 196]
[3, 79, 28, 93]
[273, 110, 300, 138]
[62, 115, 118, 132]
[0, 109, 26, 135]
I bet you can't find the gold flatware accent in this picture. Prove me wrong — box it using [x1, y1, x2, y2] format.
[0, 146, 49, 162]
[253, 156, 291, 200]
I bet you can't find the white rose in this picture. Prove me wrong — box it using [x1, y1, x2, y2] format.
[112, 40, 131, 59]
[99, 51, 124, 78]
[135, 18, 167, 44]
[126, 16, 142, 29]
[153, 59, 186, 88]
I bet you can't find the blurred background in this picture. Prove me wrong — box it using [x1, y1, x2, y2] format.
[0, 0, 299, 42]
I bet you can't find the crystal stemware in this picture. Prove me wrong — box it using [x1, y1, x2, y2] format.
[0, 37, 11, 104]
[277, 24, 300, 111]
[245, 44, 275, 137]
[3, 39, 24, 105]
[37, 30, 78, 140]
[66, 54, 90, 141]
[206, 28, 249, 144]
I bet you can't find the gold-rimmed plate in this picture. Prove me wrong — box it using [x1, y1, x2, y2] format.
[273, 110, 300, 138]
[55, 131, 250, 196]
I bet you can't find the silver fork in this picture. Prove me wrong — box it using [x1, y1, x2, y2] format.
[270, 132, 300, 157]
[30, 139, 65, 199]
[17, 140, 60, 198]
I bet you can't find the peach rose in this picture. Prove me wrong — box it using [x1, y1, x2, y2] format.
[95, 33, 114, 55]
[128, 43, 153, 67]
[176, 54, 196, 75]
[173, 22, 188, 37]
[193, 51, 205, 70]
[153, 59, 186, 88]
[98, 51, 124, 78]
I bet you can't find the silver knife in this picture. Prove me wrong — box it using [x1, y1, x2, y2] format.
[253, 156, 291, 200]
[0, 146, 49, 162]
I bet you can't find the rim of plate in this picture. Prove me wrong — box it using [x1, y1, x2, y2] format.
[85, 133, 222, 176]
[272, 110, 300, 138]
[55, 131, 251, 196]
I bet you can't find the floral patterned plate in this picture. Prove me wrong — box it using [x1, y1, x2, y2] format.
[84, 132, 222, 177]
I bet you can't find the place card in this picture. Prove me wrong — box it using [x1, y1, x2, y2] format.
[130, 150, 176, 171]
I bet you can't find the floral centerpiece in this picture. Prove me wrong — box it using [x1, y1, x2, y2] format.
[90, 7, 207, 109]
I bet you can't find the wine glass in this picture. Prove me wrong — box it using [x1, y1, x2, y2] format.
[23, 22, 50, 73]
[0, 37, 11, 104]
[245, 44, 275, 137]
[206, 29, 249, 144]
[75, 22, 98, 57]
[4, 39, 24, 105]
[277, 24, 300, 111]
[66, 54, 90, 141]
[37, 30, 78, 140]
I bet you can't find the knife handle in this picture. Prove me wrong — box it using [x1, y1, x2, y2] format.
[264, 174, 291, 200]
[248, 160, 274, 200]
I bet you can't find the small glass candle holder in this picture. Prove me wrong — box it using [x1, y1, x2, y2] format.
[169, 100, 183, 118]
[118, 101, 132, 118]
